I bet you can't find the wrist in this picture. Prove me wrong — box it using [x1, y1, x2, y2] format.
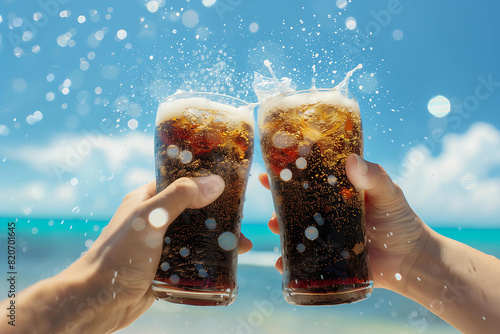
[392, 226, 443, 304]
[55, 256, 125, 333]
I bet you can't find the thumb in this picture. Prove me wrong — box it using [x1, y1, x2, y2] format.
[345, 154, 404, 208]
[139, 175, 225, 231]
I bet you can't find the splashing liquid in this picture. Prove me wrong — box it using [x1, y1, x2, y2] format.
[311, 64, 316, 89]
[253, 61, 363, 103]
[335, 63, 363, 94]
[264, 59, 279, 86]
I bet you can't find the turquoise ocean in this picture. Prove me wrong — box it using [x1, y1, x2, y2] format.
[1, 217, 499, 333]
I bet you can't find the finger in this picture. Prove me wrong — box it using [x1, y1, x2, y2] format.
[138, 181, 157, 199]
[238, 233, 253, 254]
[345, 154, 404, 208]
[275, 257, 283, 275]
[258, 173, 271, 190]
[123, 181, 156, 205]
[268, 212, 279, 235]
[140, 175, 225, 232]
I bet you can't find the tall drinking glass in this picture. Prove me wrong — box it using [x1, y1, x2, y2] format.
[258, 88, 372, 305]
[152, 92, 254, 306]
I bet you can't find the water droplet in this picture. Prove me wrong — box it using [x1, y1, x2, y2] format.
[48, 220, 54, 226]
[179, 150, 193, 164]
[12, 78, 27, 93]
[72, 206, 80, 214]
[70, 177, 78, 186]
[179, 247, 190, 257]
[336, 0, 348, 9]
[341, 250, 350, 259]
[280, 169, 292, 181]
[428, 95, 451, 118]
[345, 17, 357, 30]
[417, 276, 421, 281]
[218, 231, 237, 251]
[85, 239, 94, 248]
[305, 226, 319, 240]
[205, 218, 217, 230]
[132, 217, 146, 231]
[164, 236, 171, 244]
[297, 243, 306, 253]
[22, 31, 33, 42]
[249, 22, 259, 33]
[167, 145, 179, 158]
[145, 231, 163, 248]
[93, 225, 99, 232]
[182, 10, 199, 28]
[147, 1, 160, 12]
[295, 157, 307, 169]
[395, 273, 402, 281]
[116, 29, 127, 40]
[383, 243, 388, 248]
[127, 119, 138, 130]
[392, 29, 404, 41]
[78, 15, 86, 23]
[169, 274, 180, 284]
[32, 227, 38, 235]
[148, 208, 169, 227]
[313, 213, 324, 226]
[303, 182, 309, 189]
[202, 0, 216, 7]
[161, 262, 170, 271]
[328, 175, 337, 186]
[298, 142, 311, 156]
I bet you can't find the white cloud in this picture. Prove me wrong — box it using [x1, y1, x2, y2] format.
[396, 122, 500, 227]
[2, 132, 153, 177]
[0, 181, 79, 218]
[0, 132, 154, 219]
[124, 167, 155, 189]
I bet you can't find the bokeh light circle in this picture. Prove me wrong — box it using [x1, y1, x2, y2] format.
[428, 95, 451, 118]
[345, 17, 357, 30]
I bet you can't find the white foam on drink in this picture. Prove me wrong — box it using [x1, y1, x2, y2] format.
[253, 63, 362, 127]
[258, 89, 360, 127]
[156, 96, 254, 127]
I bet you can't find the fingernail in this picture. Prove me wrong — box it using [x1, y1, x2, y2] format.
[198, 175, 225, 196]
[354, 154, 369, 176]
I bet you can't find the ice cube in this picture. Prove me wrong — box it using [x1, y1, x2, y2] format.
[272, 131, 296, 149]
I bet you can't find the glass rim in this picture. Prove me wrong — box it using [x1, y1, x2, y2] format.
[161, 91, 250, 106]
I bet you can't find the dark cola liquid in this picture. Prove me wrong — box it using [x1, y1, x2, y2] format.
[259, 99, 372, 305]
[153, 112, 253, 306]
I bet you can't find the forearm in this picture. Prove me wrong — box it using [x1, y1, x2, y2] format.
[395, 228, 500, 333]
[0, 263, 120, 334]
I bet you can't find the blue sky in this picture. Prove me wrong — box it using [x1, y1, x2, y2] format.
[1, 0, 499, 227]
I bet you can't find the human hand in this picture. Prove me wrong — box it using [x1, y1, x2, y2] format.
[61, 176, 253, 333]
[259, 154, 430, 292]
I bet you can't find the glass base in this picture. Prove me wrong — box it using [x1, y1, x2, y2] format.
[152, 280, 238, 306]
[283, 281, 373, 306]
